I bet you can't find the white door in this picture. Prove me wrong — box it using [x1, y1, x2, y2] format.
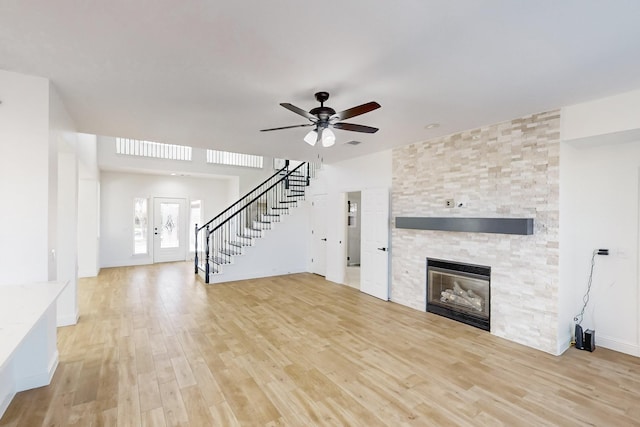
[153, 198, 187, 263]
[360, 188, 390, 300]
[311, 194, 327, 276]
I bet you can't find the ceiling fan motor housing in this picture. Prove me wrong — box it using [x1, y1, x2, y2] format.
[259, 90, 380, 135]
[309, 106, 336, 121]
[310, 92, 335, 121]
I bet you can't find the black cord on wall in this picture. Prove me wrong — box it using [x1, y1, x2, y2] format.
[573, 248, 608, 325]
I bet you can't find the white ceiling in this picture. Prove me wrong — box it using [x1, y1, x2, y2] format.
[2, 1, 640, 163]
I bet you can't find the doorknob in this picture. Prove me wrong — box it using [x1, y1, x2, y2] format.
[377, 247, 387, 251]
[321, 238, 327, 241]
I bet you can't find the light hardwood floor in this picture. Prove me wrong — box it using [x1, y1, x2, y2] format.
[1, 262, 639, 426]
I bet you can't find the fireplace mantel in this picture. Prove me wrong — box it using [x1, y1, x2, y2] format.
[395, 217, 534, 235]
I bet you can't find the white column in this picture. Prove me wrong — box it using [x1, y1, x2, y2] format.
[56, 151, 79, 326]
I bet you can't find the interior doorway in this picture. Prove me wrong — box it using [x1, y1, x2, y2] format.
[345, 191, 361, 288]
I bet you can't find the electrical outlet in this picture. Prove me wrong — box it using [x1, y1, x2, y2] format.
[614, 248, 628, 259]
[445, 199, 455, 208]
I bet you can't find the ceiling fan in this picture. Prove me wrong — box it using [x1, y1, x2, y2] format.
[260, 91, 381, 147]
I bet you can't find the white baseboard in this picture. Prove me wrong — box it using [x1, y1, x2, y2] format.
[57, 309, 79, 327]
[0, 389, 16, 421]
[78, 267, 100, 278]
[596, 336, 640, 357]
[0, 367, 16, 420]
[209, 267, 308, 284]
[15, 350, 59, 392]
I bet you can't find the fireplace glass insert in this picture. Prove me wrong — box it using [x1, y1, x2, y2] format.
[426, 258, 490, 331]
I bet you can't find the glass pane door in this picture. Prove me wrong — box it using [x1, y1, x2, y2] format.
[153, 198, 187, 263]
[160, 202, 180, 249]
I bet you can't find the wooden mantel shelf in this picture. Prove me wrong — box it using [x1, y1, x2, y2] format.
[395, 217, 534, 235]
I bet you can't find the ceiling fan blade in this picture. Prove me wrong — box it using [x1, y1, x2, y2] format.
[331, 101, 381, 121]
[333, 122, 379, 134]
[260, 123, 314, 132]
[280, 103, 318, 122]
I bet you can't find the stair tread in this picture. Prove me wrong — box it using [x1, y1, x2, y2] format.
[220, 250, 241, 256]
[200, 164, 315, 283]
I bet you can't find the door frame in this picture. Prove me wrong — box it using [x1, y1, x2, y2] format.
[153, 197, 187, 263]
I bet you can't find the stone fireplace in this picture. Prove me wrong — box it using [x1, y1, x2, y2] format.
[391, 110, 560, 354]
[426, 258, 490, 331]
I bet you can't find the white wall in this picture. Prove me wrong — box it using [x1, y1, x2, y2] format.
[56, 151, 79, 325]
[50, 84, 80, 326]
[559, 140, 640, 356]
[0, 70, 51, 285]
[78, 179, 100, 277]
[562, 89, 640, 143]
[208, 202, 311, 283]
[100, 171, 236, 268]
[560, 88, 640, 357]
[310, 150, 392, 284]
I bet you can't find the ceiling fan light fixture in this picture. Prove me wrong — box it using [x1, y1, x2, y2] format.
[304, 130, 317, 146]
[321, 128, 335, 147]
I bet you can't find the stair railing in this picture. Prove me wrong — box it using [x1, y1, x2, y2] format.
[195, 160, 319, 282]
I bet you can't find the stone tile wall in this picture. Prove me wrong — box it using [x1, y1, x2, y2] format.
[391, 110, 560, 354]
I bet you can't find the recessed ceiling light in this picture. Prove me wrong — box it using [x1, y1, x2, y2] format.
[170, 173, 177, 176]
[425, 123, 440, 129]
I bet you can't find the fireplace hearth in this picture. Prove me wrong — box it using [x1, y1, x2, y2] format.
[426, 258, 490, 331]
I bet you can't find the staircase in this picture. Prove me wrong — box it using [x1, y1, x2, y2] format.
[194, 161, 318, 283]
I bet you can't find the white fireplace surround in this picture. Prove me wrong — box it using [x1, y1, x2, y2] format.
[391, 111, 560, 354]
